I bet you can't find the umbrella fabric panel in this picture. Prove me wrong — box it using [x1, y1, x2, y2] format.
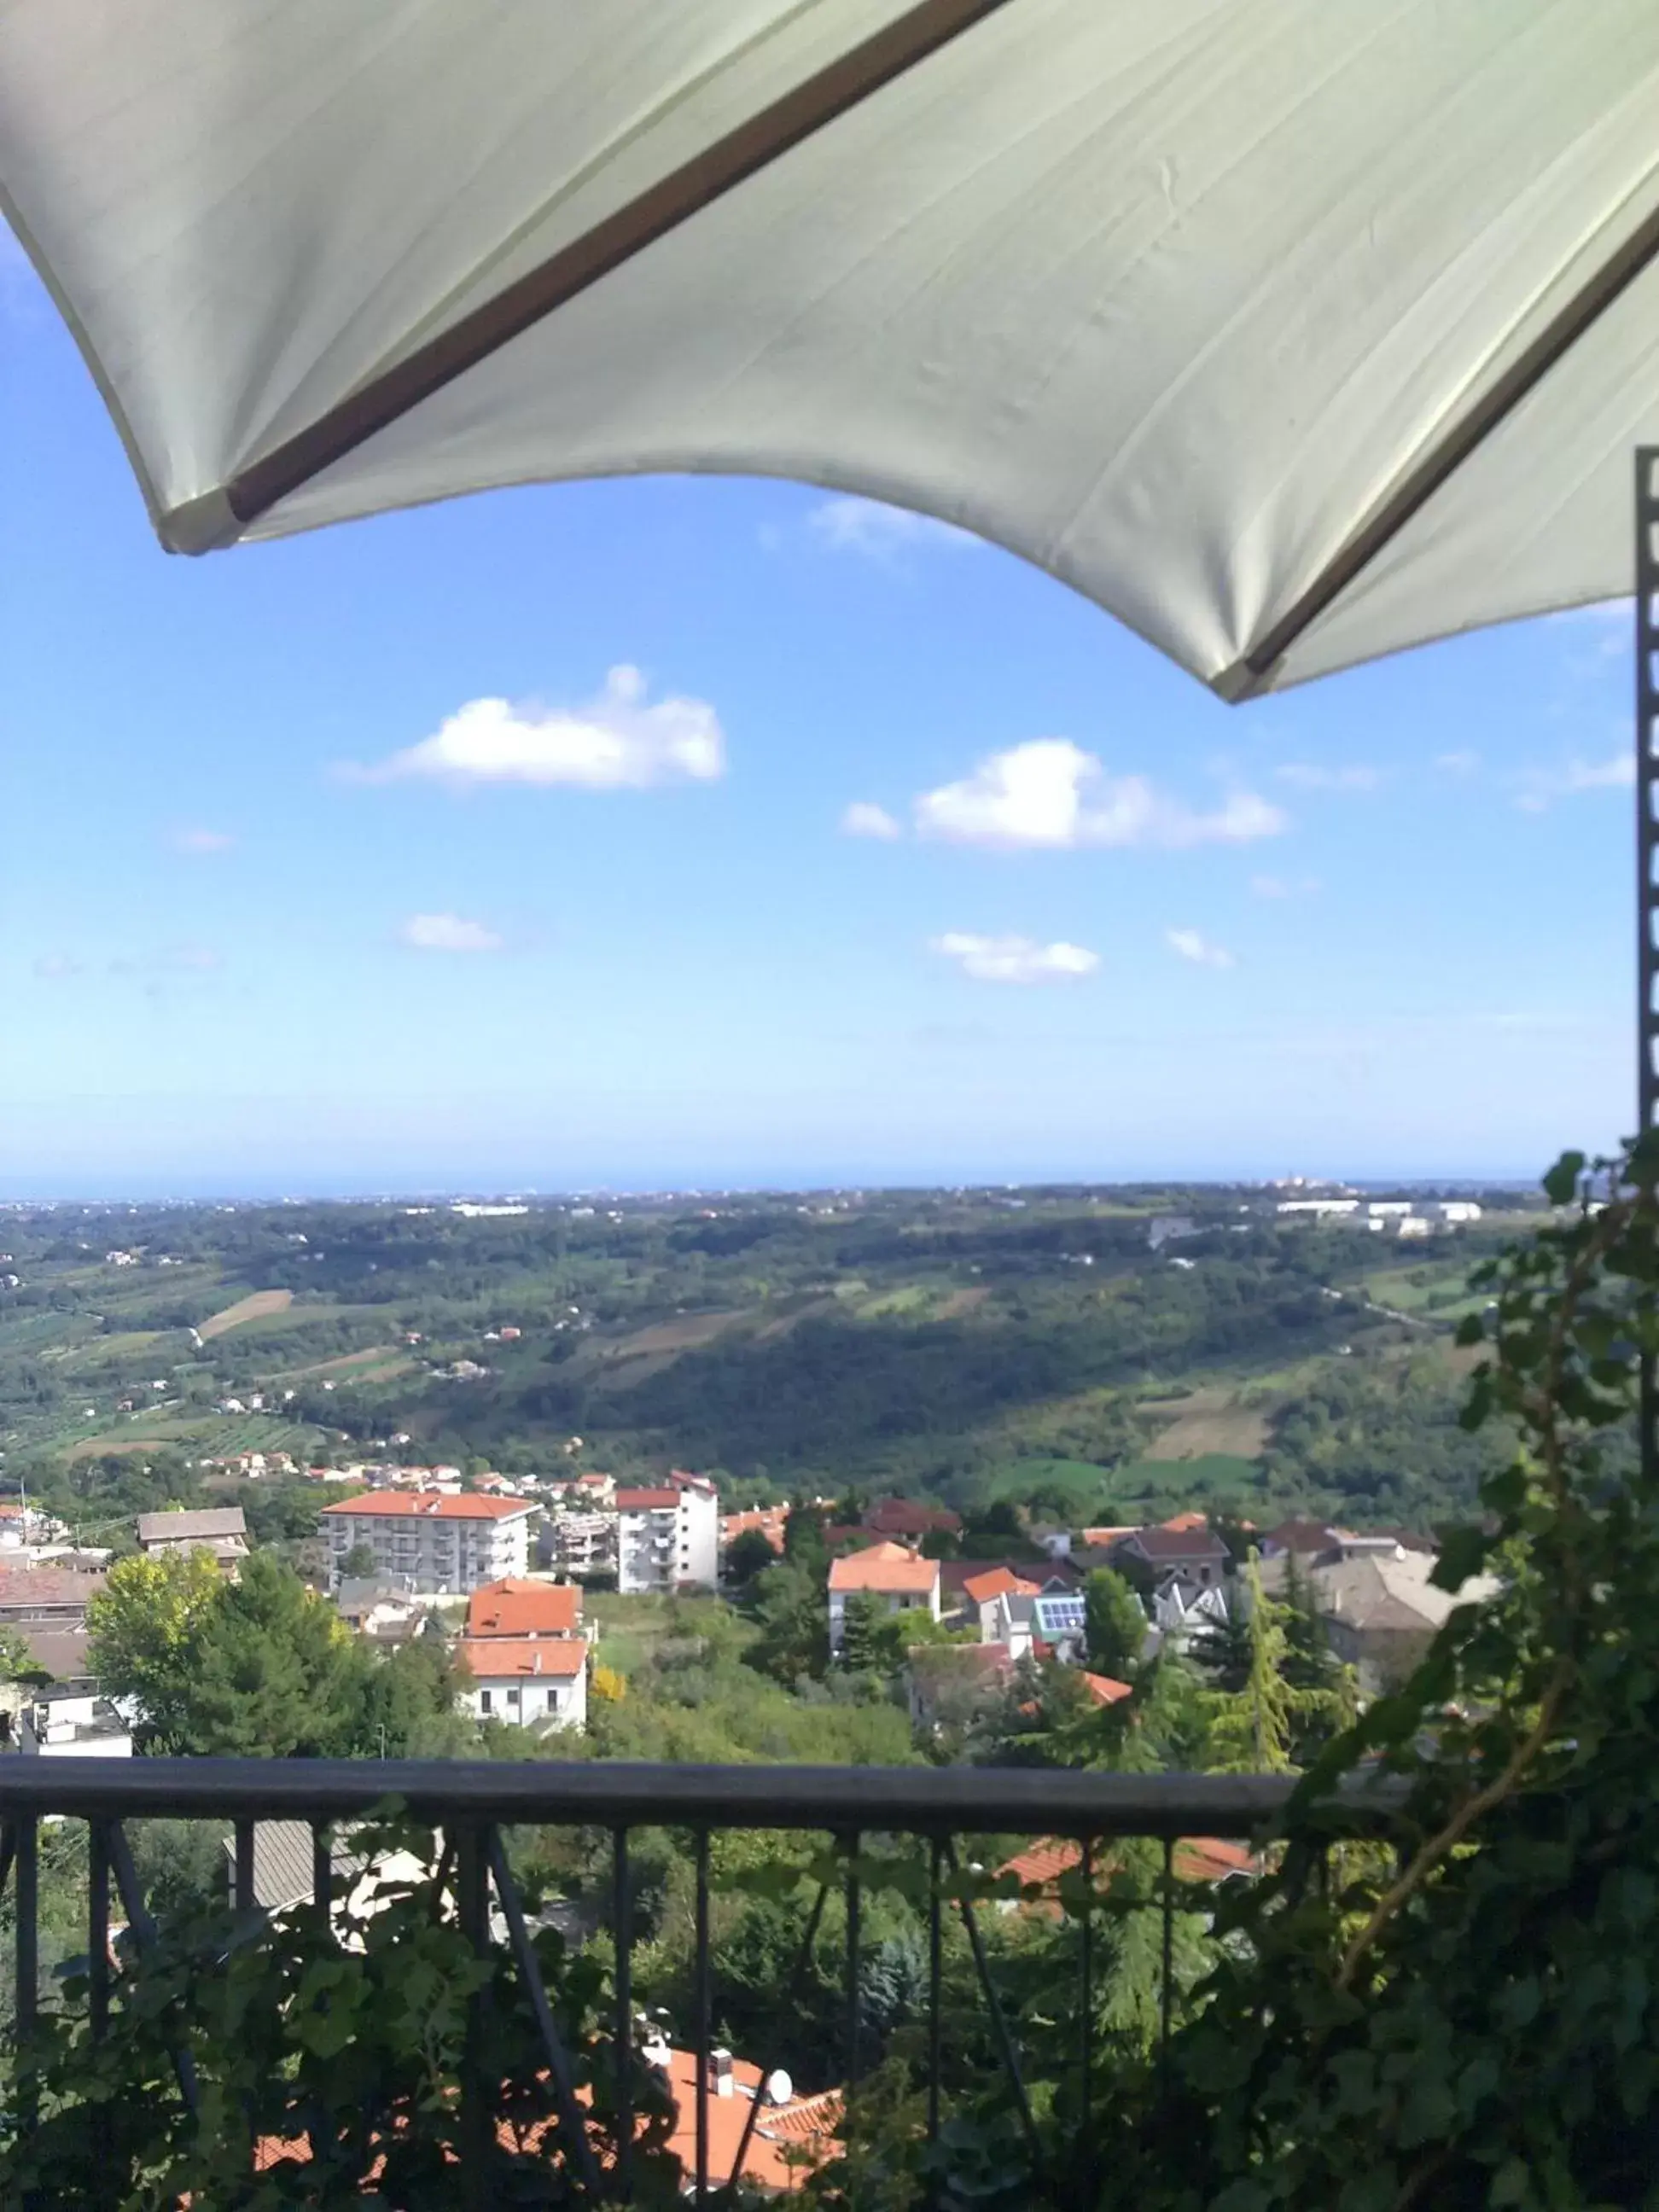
[6, 0, 1659, 695]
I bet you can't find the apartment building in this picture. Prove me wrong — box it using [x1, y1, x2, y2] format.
[319, 1492, 534, 1594]
[615, 1471, 719, 1595]
[545, 1510, 618, 1580]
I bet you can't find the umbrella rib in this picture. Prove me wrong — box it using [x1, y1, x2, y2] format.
[221, 0, 1018, 532]
[1230, 193, 1659, 695]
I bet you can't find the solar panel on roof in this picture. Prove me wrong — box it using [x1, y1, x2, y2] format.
[1034, 1596, 1086, 1635]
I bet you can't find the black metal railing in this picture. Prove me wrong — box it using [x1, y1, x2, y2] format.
[0, 1758, 1400, 2203]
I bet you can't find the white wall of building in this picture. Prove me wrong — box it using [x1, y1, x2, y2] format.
[457, 1654, 587, 1732]
[324, 1500, 533, 1594]
[616, 1480, 719, 1594]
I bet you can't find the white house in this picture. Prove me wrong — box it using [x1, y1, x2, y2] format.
[20, 1684, 132, 1757]
[615, 1472, 719, 1594]
[319, 1492, 534, 1594]
[827, 1542, 941, 1656]
[456, 1636, 588, 1731]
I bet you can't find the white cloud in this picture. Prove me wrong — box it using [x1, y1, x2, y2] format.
[1250, 873, 1319, 899]
[172, 827, 235, 854]
[1434, 750, 1480, 777]
[841, 801, 902, 841]
[346, 667, 725, 790]
[914, 740, 1284, 850]
[163, 944, 221, 971]
[399, 913, 506, 955]
[1513, 751, 1635, 812]
[32, 954, 83, 981]
[929, 932, 1099, 985]
[1274, 761, 1380, 792]
[1167, 928, 1236, 969]
[806, 497, 975, 562]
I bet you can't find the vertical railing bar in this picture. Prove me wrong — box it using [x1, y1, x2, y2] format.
[15, 1807, 38, 2136]
[88, 1819, 112, 2193]
[928, 1840, 942, 2150]
[927, 1837, 943, 2147]
[1079, 1836, 1094, 2183]
[457, 1821, 492, 2212]
[107, 1821, 199, 2117]
[694, 1828, 711, 2209]
[486, 1830, 604, 2203]
[722, 1879, 831, 2207]
[1634, 449, 1659, 1479]
[311, 1821, 332, 1924]
[942, 1841, 1040, 2168]
[612, 1826, 633, 2203]
[843, 1831, 861, 2103]
[233, 1817, 256, 1917]
[88, 1819, 111, 2040]
[1159, 1836, 1175, 2116]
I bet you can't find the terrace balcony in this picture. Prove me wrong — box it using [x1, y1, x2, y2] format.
[0, 1755, 1392, 2205]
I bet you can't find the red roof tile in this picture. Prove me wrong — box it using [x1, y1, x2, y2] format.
[465, 1578, 579, 1639]
[320, 1491, 532, 1521]
[961, 1566, 1041, 1606]
[1078, 1671, 1133, 1706]
[615, 1488, 680, 1511]
[456, 1636, 588, 1681]
[828, 1541, 939, 1595]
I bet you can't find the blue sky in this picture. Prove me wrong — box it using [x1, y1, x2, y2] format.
[0, 239, 1639, 1196]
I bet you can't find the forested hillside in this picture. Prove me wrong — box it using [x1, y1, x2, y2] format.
[0, 1183, 1534, 1529]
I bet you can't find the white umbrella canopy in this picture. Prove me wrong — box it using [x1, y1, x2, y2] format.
[5, 0, 1659, 697]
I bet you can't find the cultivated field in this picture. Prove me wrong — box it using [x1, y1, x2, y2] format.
[198, 1289, 294, 1341]
[1141, 1384, 1271, 1461]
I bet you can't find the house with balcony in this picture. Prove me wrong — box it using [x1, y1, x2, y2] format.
[615, 1472, 719, 1595]
[136, 1505, 249, 1574]
[545, 1508, 619, 1582]
[827, 1541, 941, 1655]
[319, 1492, 534, 1595]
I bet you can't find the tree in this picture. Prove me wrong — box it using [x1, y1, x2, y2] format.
[1200, 1558, 1354, 1774]
[1083, 1568, 1146, 1679]
[744, 1561, 828, 1685]
[182, 1552, 358, 1757]
[339, 1542, 378, 1580]
[86, 1550, 224, 1750]
[836, 1590, 884, 1673]
[724, 1528, 777, 1588]
[0, 1626, 43, 1684]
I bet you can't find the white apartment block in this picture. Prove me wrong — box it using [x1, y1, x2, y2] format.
[614, 1473, 719, 1594]
[546, 1510, 619, 1580]
[320, 1493, 533, 1594]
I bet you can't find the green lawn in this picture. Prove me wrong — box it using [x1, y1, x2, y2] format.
[1103, 1452, 1260, 1505]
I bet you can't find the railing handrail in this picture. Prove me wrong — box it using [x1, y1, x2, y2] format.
[0, 1755, 1406, 1833]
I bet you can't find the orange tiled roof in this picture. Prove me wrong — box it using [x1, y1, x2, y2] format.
[961, 1566, 1042, 1606]
[828, 1541, 939, 1595]
[655, 2046, 841, 2192]
[320, 1491, 531, 1521]
[456, 1636, 588, 1680]
[255, 2046, 839, 2196]
[466, 1578, 579, 1638]
[1078, 1671, 1133, 1706]
[615, 1488, 680, 1511]
[999, 1834, 1255, 1891]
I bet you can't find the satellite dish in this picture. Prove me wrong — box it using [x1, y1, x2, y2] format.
[765, 2069, 793, 2107]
